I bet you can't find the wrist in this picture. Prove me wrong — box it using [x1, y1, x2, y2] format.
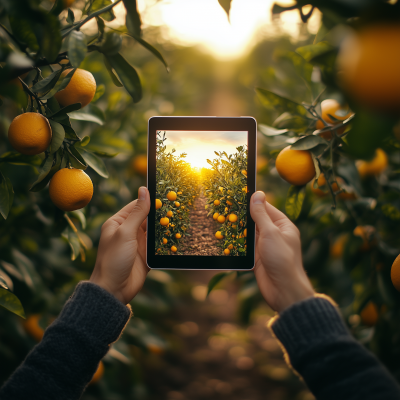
[89, 272, 125, 304]
[276, 276, 315, 313]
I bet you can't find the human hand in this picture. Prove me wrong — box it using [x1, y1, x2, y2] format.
[250, 191, 314, 313]
[90, 187, 150, 304]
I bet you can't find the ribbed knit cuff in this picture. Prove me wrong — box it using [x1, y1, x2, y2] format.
[269, 295, 349, 358]
[56, 281, 132, 345]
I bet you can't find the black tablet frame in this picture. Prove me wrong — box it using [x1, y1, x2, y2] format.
[146, 116, 256, 270]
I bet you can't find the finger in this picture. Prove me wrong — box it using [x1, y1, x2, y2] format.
[264, 201, 296, 232]
[250, 191, 278, 239]
[120, 187, 150, 239]
[140, 218, 147, 233]
[103, 200, 140, 235]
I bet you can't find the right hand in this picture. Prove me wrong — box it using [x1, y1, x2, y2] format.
[250, 191, 315, 313]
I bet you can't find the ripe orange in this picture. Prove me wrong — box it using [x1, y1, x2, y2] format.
[8, 113, 52, 155]
[360, 301, 379, 326]
[23, 314, 45, 342]
[89, 361, 104, 385]
[160, 217, 169, 226]
[213, 212, 219, 220]
[171, 245, 177, 252]
[353, 225, 376, 252]
[275, 146, 315, 186]
[166, 210, 173, 218]
[174, 202, 180, 207]
[132, 154, 147, 175]
[215, 231, 224, 239]
[228, 214, 237, 223]
[224, 248, 230, 255]
[162, 238, 168, 244]
[54, 68, 96, 108]
[175, 233, 182, 239]
[356, 149, 388, 178]
[167, 191, 177, 201]
[391, 254, 400, 291]
[228, 244, 233, 250]
[214, 200, 220, 206]
[337, 23, 400, 113]
[177, 191, 182, 195]
[241, 169, 247, 176]
[242, 186, 247, 192]
[156, 199, 162, 209]
[330, 234, 348, 258]
[226, 200, 233, 206]
[316, 99, 352, 139]
[157, 248, 161, 252]
[243, 228, 247, 237]
[49, 168, 93, 211]
[217, 215, 226, 224]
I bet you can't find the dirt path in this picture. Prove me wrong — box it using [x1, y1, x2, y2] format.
[180, 189, 221, 256]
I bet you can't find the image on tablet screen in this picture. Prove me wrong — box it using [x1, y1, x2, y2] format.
[155, 130, 248, 256]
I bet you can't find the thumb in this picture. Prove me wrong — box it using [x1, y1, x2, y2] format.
[250, 191, 278, 238]
[120, 187, 150, 239]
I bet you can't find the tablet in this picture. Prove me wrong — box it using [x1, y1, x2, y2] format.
[146, 116, 256, 270]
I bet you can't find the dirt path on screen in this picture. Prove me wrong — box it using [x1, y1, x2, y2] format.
[179, 189, 222, 256]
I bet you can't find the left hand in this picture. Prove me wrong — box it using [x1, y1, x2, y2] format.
[90, 186, 150, 304]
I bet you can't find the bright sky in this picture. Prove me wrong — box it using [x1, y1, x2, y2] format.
[105, 0, 321, 60]
[162, 130, 247, 169]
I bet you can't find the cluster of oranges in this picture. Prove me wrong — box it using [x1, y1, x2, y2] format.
[203, 147, 248, 256]
[7, 67, 96, 212]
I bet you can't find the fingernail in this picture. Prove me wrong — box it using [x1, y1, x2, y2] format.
[253, 191, 265, 204]
[138, 187, 146, 200]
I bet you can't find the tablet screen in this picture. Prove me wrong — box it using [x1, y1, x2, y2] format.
[155, 130, 248, 257]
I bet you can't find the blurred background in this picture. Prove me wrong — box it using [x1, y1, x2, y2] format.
[2, 0, 400, 399]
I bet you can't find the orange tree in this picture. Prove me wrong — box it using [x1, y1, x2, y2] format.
[202, 146, 248, 256]
[208, 0, 400, 379]
[155, 131, 200, 255]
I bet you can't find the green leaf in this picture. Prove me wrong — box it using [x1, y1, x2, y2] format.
[49, 120, 65, 153]
[273, 112, 312, 131]
[105, 53, 142, 102]
[218, 0, 232, 20]
[0, 152, 42, 166]
[67, 146, 88, 169]
[130, 34, 169, 71]
[69, 209, 86, 229]
[30, 70, 62, 94]
[41, 68, 76, 100]
[89, 0, 116, 21]
[0, 170, 10, 219]
[29, 153, 60, 192]
[291, 135, 326, 150]
[67, 8, 75, 24]
[92, 84, 105, 102]
[258, 124, 289, 137]
[0, 82, 27, 108]
[62, 228, 81, 261]
[103, 55, 123, 87]
[100, 32, 122, 56]
[68, 30, 87, 68]
[0, 273, 9, 290]
[9, 16, 39, 51]
[12, 248, 42, 289]
[39, 13, 62, 62]
[296, 41, 334, 63]
[0, 288, 25, 318]
[76, 147, 109, 178]
[256, 88, 307, 116]
[50, 102, 82, 119]
[207, 272, 229, 296]
[123, 0, 141, 36]
[285, 185, 306, 221]
[278, 51, 313, 83]
[68, 104, 105, 125]
[78, 136, 90, 147]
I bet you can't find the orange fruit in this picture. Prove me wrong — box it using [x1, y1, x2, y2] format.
[243, 228, 247, 237]
[215, 231, 224, 239]
[8, 113, 52, 155]
[228, 214, 237, 223]
[147, 343, 164, 355]
[89, 361, 104, 385]
[360, 301, 379, 327]
[275, 146, 315, 186]
[162, 238, 168, 244]
[177, 191, 182, 195]
[213, 212, 219, 220]
[353, 225, 376, 252]
[174, 202, 180, 207]
[316, 99, 352, 139]
[242, 186, 247, 192]
[330, 234, 348, 258]
[166, 210, 173, 218]
[391, 254, 400, 291]
[224, 248, 230, 255]
[54, 68, 96, 108]
[167, 191, 177, 201]
[337, 23, 400, 113]
[356, 149, 388, 178]
[157, 248, 161, 252]
[214, 200, 220, 206]
[156, 199, 162, 209]
[175, 233, 181, 239]
[160, 217, 169, 226]
[241, 169, 247, 176]
[217, 215, 226, 224]
[23, 315, 45, 342]
[132, 154, 147, 175]
[171, 245, 177, 252]
[226, 200, 233, 206]
[49, 168, 93, 211]
[228, 244, 233, 250]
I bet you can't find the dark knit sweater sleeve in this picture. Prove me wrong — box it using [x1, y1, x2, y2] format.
[270, 296, 400, 400]
[0, 281, 132, 400]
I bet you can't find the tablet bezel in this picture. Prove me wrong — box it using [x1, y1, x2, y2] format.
[146, 116, 256, 270]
